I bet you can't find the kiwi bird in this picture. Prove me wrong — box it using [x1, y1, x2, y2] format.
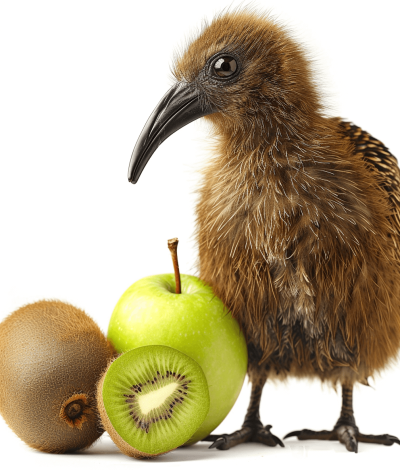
[127, 10, 400, 453]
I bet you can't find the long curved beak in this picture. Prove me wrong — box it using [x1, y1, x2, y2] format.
[128, 83, 216, 184]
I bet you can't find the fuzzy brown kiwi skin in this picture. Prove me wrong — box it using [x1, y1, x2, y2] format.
[96, 364, 167, 459]
[0, 300, 116, 453]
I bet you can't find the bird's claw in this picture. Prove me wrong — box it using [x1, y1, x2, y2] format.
[385, 435, 400, 445]
[357, 432, 400, 447]
[253, 424, 284, 447]
[337, 425, 358, 453]
[203, 424, 283, 450]
[283, 430, 302, 439]
[284, 426, 400, 452]
[208, 435, 229, 450]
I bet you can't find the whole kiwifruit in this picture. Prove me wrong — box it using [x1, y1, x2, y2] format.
[0, 300, 115, 453]
[97, 345, 210, 458]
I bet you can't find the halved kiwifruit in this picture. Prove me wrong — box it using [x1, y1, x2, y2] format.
[97, 345, 210, 458]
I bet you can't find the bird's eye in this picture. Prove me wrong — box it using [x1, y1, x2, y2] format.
[213, 56, 238, 78]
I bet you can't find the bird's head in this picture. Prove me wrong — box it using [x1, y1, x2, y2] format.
[128, 10, 321, 183]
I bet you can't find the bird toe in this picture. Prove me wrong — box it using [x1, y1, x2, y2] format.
[253, 425, 284, 447]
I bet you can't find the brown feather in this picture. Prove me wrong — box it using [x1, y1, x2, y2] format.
[174, 10, 400, 386]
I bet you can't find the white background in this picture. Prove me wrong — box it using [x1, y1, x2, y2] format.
[1, 0, 400, 468]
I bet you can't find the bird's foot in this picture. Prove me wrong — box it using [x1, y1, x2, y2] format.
[202, 421, 284, 450]
[284, 425, 400, 453]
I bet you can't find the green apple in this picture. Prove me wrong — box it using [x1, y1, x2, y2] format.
[107, 272, 248, 444]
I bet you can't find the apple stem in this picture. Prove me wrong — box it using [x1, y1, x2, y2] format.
[168, 238, 181, 294]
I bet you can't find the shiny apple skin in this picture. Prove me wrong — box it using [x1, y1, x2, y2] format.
[107, 273, 248, 444]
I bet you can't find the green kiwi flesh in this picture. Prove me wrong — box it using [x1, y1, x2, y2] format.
[99, 345, 210, 457]
[0, 300, 115, 453]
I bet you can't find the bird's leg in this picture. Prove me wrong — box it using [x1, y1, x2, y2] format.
[285, 384, 400, 453]
[202, 369, 283, 450]
[333, 384, 359, 451]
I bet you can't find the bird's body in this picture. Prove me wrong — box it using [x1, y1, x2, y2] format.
[197, 116, 400, 385]
[129, 10, 400, 452]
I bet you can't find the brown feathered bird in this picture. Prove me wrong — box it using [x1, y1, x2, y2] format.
[127, 10, 400, 453]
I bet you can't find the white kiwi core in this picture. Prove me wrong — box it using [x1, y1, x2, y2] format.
[138, 383, 179, 414]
